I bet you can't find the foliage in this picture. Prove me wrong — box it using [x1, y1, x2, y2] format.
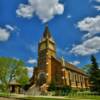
[61, 85, 72, 96]
[48, 81, 72, 96]
[89, 55, 100, 94]
[81, 64, 92, 75]
[0, 57, 29, 92]
[82, 55, 100, 94]
[48, 80, 56, 91]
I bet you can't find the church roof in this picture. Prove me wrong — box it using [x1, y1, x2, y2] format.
[9, 79, 20, 85]
[52, 56, 87, 76]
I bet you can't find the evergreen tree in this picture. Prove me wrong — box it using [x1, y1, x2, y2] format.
[89, 55, 100, 94]
[82, 64, 92, 75]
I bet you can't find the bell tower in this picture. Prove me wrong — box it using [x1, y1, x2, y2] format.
[38, 25, 56, 67]
[37, 25, 56, 84]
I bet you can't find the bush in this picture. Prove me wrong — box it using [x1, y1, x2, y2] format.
[48, 82, 56, 91]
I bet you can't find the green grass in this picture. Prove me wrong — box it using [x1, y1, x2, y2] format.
[0, 93, 100, 100]
[18, 96, 100, 100]
[0, 92, 10, 97]
[67, 95, 100, 100]
[19, 97, 68, 100]
[0, 96, 100, 100]
[19, 95, 100, 100]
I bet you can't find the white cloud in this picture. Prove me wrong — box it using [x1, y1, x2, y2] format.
[0, 25, 15, 42]
[96, 0, 100, 2]
[94, 6, 100, 11]
[16, 4, 34, 19]
[77, 16, 100, 39]
[70, 36, 100, 56]
[94, 0, 100, 11]
[26, 67, 33, 77]
[5, 25, 14, 31]
[67, 15, 72, 19]
[16, 0, 64, 22]
[77, 0, 100, 39]
[70, 0, 100, 56]
[0, 27, 11, 42]
[27, 58, 37, 64]
[70, 61, 80, 66]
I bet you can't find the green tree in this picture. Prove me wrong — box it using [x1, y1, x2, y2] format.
[89, 55, 100, 94]
[82, 64, 92, 75]
[0, 57, 29, 92]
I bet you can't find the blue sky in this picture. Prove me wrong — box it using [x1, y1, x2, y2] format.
[0, 0, 100, 74]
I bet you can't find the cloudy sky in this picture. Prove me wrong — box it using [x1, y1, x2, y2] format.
[0, 0, 100, 76]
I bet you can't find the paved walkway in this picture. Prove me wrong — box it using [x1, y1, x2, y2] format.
[10, 94, 66, 99]
[0, 97, 17, 100]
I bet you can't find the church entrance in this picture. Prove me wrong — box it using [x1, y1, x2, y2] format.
[37, 72, 46, 86]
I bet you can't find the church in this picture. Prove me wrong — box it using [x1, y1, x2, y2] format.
[31, 25, 89, 89]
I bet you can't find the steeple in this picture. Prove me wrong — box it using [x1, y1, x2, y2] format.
[43, 25, 51, 38]
[38, 25, 56, 67]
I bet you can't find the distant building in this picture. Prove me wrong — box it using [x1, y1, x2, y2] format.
[9, 79, 21, 94]
[31, 25, 89, 89]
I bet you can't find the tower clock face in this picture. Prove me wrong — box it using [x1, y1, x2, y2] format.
[40, 43, 46, 50]
[49, 43, 54, 50]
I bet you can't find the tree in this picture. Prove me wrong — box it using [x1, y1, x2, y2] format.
[81, 64, 92, 75]
[89, 55, 100, 94]
[0, 57, 29, 92]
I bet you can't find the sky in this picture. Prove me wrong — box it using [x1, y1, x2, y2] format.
[0, 0, 100, 76]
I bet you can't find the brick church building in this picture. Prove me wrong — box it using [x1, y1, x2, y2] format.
[31, 25, 89, 89]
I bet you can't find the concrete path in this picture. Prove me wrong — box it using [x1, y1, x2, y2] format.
[0, 97, 17, 100]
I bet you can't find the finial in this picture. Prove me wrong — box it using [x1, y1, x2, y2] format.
[45, 22, 48, 27]
[43, 24, 51, 38]
[62, 56, 65, 67]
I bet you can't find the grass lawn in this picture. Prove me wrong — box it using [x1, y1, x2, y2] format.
[0, 92, 10, 97]
[18, 95, 100, 100]
[19, 96, 100, 100]
[66, 95, 100, 100]
[0, 93, 100, 100]
[21, 97, 65, 100]
[0, 96, 100, 100]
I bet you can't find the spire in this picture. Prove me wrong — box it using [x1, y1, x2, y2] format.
[43, 24, 51, 38]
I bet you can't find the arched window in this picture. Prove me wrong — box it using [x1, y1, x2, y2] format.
[37, 72, 46, 85]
